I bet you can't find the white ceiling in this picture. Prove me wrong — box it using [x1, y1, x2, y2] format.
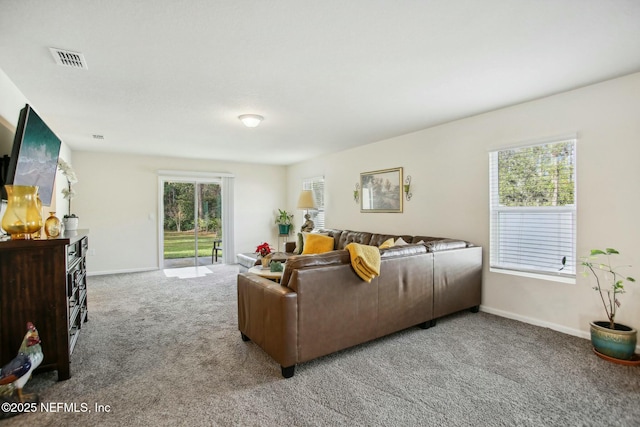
[1, 0, 639, 165]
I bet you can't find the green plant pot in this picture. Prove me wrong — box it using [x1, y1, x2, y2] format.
[590, 321, 637, 360]
[278, 224, 290, 235]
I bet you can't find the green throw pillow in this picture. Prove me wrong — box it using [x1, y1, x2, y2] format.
[294, 232, 304, 254]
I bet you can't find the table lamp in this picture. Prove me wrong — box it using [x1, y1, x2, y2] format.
[297, 190, 317, 232]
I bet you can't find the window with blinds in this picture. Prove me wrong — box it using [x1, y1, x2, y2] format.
[489, 137, 576, 278]
[303, 176, 325, 229]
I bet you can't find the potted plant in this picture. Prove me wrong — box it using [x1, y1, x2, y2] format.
[255, 242, 273, 268]
[57, 159, 79, 231]
[275, 209, 294, 235]
[581, 248, 637, 361]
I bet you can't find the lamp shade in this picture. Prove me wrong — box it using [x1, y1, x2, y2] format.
[297, 190, 317, 209]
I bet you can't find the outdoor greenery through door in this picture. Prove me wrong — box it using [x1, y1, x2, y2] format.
[163, 181, 222, 266]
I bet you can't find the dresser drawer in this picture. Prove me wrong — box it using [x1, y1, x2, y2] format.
[67, 241, 80, 266]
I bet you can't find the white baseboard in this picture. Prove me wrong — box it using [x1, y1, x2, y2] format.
[480, 305, 640, 353]
[88, 267, 158, 276]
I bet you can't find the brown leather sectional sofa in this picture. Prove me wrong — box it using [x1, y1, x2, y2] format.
[237, 229, 482, 378]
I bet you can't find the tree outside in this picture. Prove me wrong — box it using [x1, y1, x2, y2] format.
[492, 140, 576, 274]
[163, 182, 222, 260]
[498, 141, 574, 207]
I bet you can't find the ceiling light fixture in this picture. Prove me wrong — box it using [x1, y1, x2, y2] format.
[238, 114, 263, 128]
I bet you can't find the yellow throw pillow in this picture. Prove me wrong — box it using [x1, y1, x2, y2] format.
[379, 238, 395, 249]
[301, 233, 334, 255]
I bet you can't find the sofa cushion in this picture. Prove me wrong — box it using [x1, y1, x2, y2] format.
[302, 233, 335, 255]
[425, 239, 468, 251]
[369, 234, 413, 247]
[316, 228, 344, 250]
[338, 230, 373, 249]
[380, 244, 427, 259]
[412, 236, 444, 244]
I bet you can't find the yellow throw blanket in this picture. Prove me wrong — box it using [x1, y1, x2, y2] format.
[345, 242, 381, 283]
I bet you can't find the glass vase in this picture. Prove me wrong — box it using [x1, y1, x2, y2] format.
[1, 185, 43, 240]
[32, 195, 43, 238]
[44, 211, 62, 238]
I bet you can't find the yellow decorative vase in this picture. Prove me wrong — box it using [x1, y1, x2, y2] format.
[44, 211, 62, 238]
[1, 185, 43, 240]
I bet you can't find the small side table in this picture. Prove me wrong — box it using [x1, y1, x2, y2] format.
[248, 266, 283, 283]
[277, 234, 289, 252]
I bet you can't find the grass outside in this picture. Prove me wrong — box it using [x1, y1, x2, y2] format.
[163, 231, 221, 259]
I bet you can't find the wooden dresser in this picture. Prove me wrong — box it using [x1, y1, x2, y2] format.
[0, 230, 89, 380]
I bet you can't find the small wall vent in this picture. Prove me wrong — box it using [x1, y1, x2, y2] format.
[49, 48, 88, 70]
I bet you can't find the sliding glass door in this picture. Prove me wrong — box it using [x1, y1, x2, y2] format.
[162, 180, 222, 268]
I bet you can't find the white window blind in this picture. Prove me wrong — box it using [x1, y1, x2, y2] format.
[303, 176, 325, 229]
[489, 137, 576, 278]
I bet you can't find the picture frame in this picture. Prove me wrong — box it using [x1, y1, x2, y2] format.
[360, 167, 403, 213]
[4, 105, 62, 205]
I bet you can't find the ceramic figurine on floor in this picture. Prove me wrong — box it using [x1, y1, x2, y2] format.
[0, 322, 44, 406]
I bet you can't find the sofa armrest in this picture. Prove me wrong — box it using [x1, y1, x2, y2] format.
[280, 250, 350, 287]
[433, 246, 482, 318]
[380, 244, 427, 259]
[285, 241, 297, 253]
[425, 239, 469, 252]
[237, 273, 298, 367]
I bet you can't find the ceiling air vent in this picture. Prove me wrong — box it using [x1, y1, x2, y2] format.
[49, 48, 88, 70]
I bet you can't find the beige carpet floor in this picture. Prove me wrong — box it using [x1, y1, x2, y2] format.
[2, 264, 639, 426]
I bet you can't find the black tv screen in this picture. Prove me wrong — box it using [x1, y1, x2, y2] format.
[3, 105, 62, 206]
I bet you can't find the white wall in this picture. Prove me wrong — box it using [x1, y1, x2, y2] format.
[72, 151, 286, 274]
[4, 62, 639, 341]
[0, 68, 25, 131]
[0, 120, 13, 155]
[1, 68, 288, 273]
[287, 72, 640, 340]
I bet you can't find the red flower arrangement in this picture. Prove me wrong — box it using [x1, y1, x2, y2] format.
[255, 242, 272, 257]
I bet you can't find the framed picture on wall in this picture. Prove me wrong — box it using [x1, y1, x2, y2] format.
[360, 167, 403, 213]
[4, 105, 62, 205]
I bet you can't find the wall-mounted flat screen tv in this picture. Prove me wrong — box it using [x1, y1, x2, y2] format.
[3, 104, 62, 205]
